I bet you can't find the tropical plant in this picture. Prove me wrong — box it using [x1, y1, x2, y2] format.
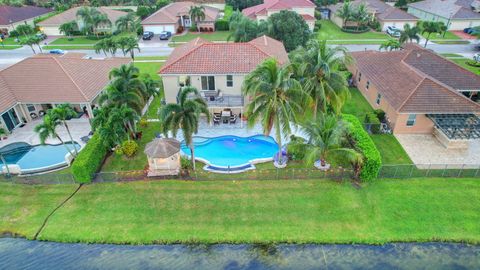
[76, 6, 100, 35]
[299, 114, 361, 168]
[291, 39, 351, 118]
[34, 112, 74, 157]
[15, 24, 34, 37]
[336, 0, 354, 28]
[399, 23, 420, 44]
[420, 21, 445, 47]
[228, 16, 260, 42]
[379, 39, 402, 51]
[352, 3, 369, 31]
[124, 36, 140, 60]
[59, 21, 78, 39]
[265, 10, 310, 52]
[159, 86, 210, 170]
[92, 13, 111, 37]
[121, 140, 138, 157]
[94, 38, 109, 56]
[189, 5, 206, 31]
[20, 36, 41, 54]
[51, 104, 79, 156]
[115, 12, 138, 32]
[242, 58, 305, 163]
[141, 74, 162, 101]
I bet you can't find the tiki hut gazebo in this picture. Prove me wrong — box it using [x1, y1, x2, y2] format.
[144, 138, 181, 176]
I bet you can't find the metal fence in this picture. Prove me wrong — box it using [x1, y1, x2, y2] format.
[0, 173, 76, 185]
[379, 164, 480, 179]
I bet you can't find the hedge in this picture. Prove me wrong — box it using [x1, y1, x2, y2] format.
[343, 114, 382, 181]
[341, 26, 370, 33]
[71, 133, 108, 183]
[215, 20, 230, 31]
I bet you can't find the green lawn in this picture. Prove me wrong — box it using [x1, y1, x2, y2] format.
[342, 88, 374, 120]
[0, 45, 22, 50]
[317, 20, 389, 41]
[371, 134, 413, 165]
[171, 31, 233, 42]
[49, 36, 101, 45]
[441, 53, 464, 58]
[449, 58, 480, 75]
[135, 61, 163, 79]
[2, 178, 478, 244]
[422, 31, 461, 40]
[42, 45, 94, 50]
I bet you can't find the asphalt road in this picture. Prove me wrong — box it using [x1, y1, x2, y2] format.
[0, 41, 478, 70]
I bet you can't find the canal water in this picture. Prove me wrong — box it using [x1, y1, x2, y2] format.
[0, 238, 479, 270]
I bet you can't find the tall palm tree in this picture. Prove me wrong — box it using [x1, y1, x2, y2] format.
[104, 37, 118, 56]
[141, 74, 161, 101]
[353, 3, 368, 31]
[59, 21, 78, 39]
[110, 104, 139, 140]
[227, 17, 259, 42]
[20, 36, 38, 54]
[299, 114, 361, 168]
[379, 39, 402, 51]
[242, 58, 305, 163]
[124, 36, 140, 61]
[51, 104, 79, 156]
[336, 1, 353, 28]
[189, 5, 206, 31]
[99, 80, 145, 113]
[93, 106, 128, 148]
[94, 39, 109, 57]
[92, 13, 111, 37]
[115, 12, 138, 32]
[76, 7, 100, 35]
[291, 39, 351, 118]
[420, 21, 444, 47]
[399, 23, 420, 44]
[159, 86, 210, 170]
[34, 112, 74, 157]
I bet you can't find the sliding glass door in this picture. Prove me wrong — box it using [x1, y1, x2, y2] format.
[1, 108, 20, 131]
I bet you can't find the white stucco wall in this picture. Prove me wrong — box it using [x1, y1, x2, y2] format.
[381, 20, 418, 31]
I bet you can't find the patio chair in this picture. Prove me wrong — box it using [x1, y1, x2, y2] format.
[213, 116, 221, 125]
[216, 90, 224, 102]
[230, 114, 237, 124]
[30, 112, 38, 119]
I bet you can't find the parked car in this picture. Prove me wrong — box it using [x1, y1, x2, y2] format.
[473, 53, 480, 62]
[142, 31, 154, 40]
[386, 26, 401, 37]
[464, 27, 472, 33]
[49, 49, 65, 55]
[36, 33, 47, 40]
[159, 31, 172, 40]
[465, 27, 480, 35]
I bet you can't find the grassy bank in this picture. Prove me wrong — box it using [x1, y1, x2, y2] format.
[317, 20, 388, 42]
[171, 31, 232, 42]
[1, 178, 479, 244]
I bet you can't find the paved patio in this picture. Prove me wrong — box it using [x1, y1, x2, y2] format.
[395, 134, 480, 168]
[0, 117, 91, 148]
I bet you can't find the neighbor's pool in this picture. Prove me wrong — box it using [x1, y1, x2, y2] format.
[0, 142, 80, 174]
[180, 135, 279, 170]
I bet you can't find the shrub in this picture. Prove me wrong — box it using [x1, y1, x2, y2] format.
[71, 133, 108, 183]
[223, 5, 234, 20]
[467, 60, 480, 67]
[189, 24, 197, 32]
[314, 21, 322, 32]
[343, 114, 382, 181]
[374, 109, 386, 122]
[181, 156, 193, 170]
[341, 26, 370, 33]
[121, 140, 138, 157]
[139, 118, 148, 128]
[365, 113, 381, 134]
[8, 30, 19, 38]
[215, 19, 230, 31]
[287, 135, 307, 161]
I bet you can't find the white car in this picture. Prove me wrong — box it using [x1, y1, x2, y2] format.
[386, 26, 401, 37]
[474, 53, 480, 62]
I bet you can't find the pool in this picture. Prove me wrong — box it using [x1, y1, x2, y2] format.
[0, 142, 81, 174]
[180, 135, 279, 172]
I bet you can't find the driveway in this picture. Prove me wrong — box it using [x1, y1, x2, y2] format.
[138, 34, 171, 48]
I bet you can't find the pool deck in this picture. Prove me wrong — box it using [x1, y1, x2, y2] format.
[0, 117, 91, 149]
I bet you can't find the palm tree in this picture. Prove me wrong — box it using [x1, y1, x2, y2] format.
[242, 58, 305, 163]
[299, 114, 361, 168]
[20, 36, 38, 54]
[93, 106, 128, 148]
[34, 112, 74, 157]
[51, 104, 79, 156]
[379, 39, 402, 51]
[159, 86, 210, 170]
[104, 37, 118, 56]
[420, 21, 445, 47]
[399, 23, 420, 44]
[59, 21, 78, 40]
[124, 36, 140, 60]
[110, 104, 139, 140]
[336, 1, 353, 28]
[353, 3, 368, 31]
[76, 7, 100, 35]
[92, 13, 111, 37]
[189, 5, 206, 31]
[141, 74, 161, 101]
[94, 39, 109, 57]
[227, 17, 259, 42]
[115, 12, 138, 32]
[291, 39, 351, 118]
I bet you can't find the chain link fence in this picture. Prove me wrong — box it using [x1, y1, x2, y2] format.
[0, 173, 76, 185]
[379, 164, 480, 179]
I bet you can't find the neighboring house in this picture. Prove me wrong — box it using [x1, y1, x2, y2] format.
[0, 5, 52, 34]
[159, 35, 288, 115]
[141, 2, 221, 34]
[242, 0, 317, 31]
[408, 0, 480, 30]
[349, 43, 480, 149]
[329, 0, 418, 31]
[172, 0, 226, 10]
[0, 53, 130, 132]
[37, 6, 127, 36]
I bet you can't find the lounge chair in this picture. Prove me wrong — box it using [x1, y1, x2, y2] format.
[213, 117, 221, 125]
[230, 114, 237, 124]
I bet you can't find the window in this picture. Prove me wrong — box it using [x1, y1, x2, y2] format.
[358, 72, 362, 82]
[375, 93, 381, 105]
[201, 76, 215, 90]
[226, 75, 233, 87]
[26, 104, 36, 112]
[178, 76, 191, 87]
[366, 81, 370, 90]
[406, 114, 416, 126]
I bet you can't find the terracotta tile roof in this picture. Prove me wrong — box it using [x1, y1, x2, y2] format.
[160, 35, 288, 74]
[142, 2, 220, 25]
[0, 54, 130, 113]
[0, 5, 52, 25]
[301, 14, 316, 20]
[173, 0, 225, 3]
[330, 0, 418, 21]
[351, 46, 480, 114]
[408, 0, 480, 20]
[37, 6, 127, 26]
[243, 0, 315, 19]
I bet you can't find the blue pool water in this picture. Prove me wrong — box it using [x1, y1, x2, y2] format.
[180, 135, 279, 168]
[0, 142, 80, 173]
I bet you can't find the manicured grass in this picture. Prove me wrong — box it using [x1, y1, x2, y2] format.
[0, 183, 78, 238]
[0, 37, 22, 45]
[134, 56, 168, 61]
[422, 31, 461, 40]
[342, 88, 374, 121]
[432, 40, 470, 44]
[317, 20, 389, 41]
[42, 45, 94, 50]
[327, 40, 386, 45]
[3, 178, 472, 244]
[449, 58, 480, 75]
[0, 45, 22, 50]
[371, 134, 413, 165]
[441, 53, 464, 58]
[135, 62, 163, 79]
[49, 36, 101, 45]
[171, 31, 233, 42]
